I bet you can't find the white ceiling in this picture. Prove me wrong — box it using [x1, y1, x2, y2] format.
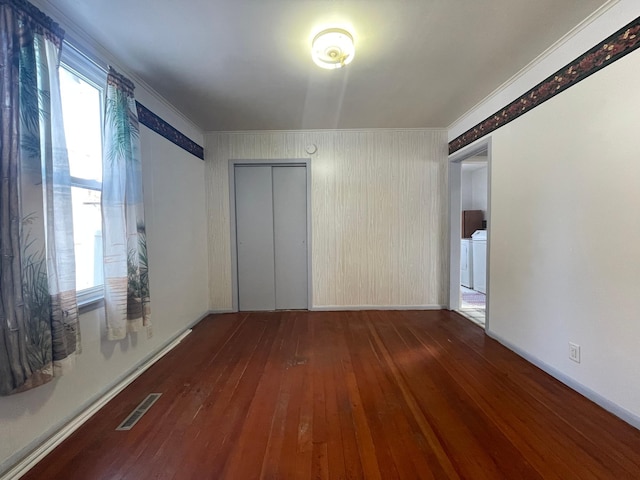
[44, 0, 607, 132]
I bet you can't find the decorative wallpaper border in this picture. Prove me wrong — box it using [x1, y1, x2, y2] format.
[135, 102, 205, 160]
[449, 15, 640, 154]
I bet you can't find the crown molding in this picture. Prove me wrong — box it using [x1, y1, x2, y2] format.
[447, 0, 619, 136]
[30, 0, 204, 137]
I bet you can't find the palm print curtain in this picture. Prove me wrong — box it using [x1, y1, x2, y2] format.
[102, 67, 150, 341]
[0, 0, 80, 395]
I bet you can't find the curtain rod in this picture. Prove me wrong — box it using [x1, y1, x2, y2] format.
[63, 39, 108, 74]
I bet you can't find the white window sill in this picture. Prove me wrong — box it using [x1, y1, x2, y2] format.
[77, 286, 104, 314]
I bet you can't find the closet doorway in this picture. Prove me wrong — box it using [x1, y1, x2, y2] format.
[229, 160, 312, 311]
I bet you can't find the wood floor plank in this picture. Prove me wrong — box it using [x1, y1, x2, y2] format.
[366, 312, 524, 479]
[348, 312, 432, 479]
[279, 313, 317, 479]
[327, 315, 363, 480]
[193, 312, 281, 478]
[403, 317, 576, 479]
[399, 310, 640, 479]
[371, 313, 545, 479]
[426, 311, 640, 476]
[251, 313, 297, 479]
[222, 312, 291, 479]
[359, 312, 440, 480]
[19, 310, 640, 480]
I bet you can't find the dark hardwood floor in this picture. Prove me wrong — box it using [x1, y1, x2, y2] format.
[22, 310, 640, 479]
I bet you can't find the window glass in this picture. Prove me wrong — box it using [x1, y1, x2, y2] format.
[70, 187, 103, 290]
[59, 67, 103, 183]
[59, 63, 104, 296]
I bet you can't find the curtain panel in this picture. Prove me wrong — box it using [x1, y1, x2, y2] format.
[102, 67, 150, 341]
[0, 0, 80, 395]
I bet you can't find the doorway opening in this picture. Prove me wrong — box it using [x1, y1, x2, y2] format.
[460, 159, 488, 326]
[448, 140, 491, 328]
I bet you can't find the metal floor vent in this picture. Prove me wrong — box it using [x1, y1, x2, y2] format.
[116, 393, 162, 431]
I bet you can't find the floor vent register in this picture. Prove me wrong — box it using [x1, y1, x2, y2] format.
[116, 393, 162, 431]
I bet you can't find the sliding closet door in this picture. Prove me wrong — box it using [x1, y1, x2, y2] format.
[273, 166, 308, 309]
[234, 164, 308, 311]
[235, 166, 276, 310]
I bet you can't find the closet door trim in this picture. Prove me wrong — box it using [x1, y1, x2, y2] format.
[228, 158, 312, 312]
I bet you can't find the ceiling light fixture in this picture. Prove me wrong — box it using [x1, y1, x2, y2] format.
[311, 28, 355, 69]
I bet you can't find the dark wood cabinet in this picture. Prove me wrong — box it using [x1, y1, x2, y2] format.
[462, 210, 484, 238]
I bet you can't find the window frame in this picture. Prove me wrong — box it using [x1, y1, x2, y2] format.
[60, 43, 107, 309]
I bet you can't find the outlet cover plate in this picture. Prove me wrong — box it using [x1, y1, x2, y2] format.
[569, 342, 581, 363]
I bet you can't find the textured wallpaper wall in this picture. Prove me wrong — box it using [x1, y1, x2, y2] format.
[205, 129, 448, 310]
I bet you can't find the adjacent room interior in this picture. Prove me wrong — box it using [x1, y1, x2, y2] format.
[2, 0, 640, 478]
[459, 154, 489, 327]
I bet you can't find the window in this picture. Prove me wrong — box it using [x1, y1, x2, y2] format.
[59, 48, 107, 305]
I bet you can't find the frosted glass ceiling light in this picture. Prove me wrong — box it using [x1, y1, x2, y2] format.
[311, 28, 355, 69]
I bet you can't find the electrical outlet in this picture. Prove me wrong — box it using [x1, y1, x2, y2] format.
[569, 342, 580, 363]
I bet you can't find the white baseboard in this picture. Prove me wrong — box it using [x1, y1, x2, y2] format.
[1, 325, 198, 480]
[310, 305, 445, 311]
[486, 328, 640, 431]
[207, 308, 236, 314]
[205, 307, 446, 313]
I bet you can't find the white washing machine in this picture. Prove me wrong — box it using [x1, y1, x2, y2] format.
[471, 230, 487, 294]
[460, 239, 473, 288]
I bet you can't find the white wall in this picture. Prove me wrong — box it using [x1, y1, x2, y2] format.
[206, 129, 449, 310]
[487, 44, 640, 423]
[139, 129, 209, 331]
[471, 167, 488, 212]
[461, 163, 488, 213]
[0, 6, 209, 475]
[461, 170, 473, 210]
[448, 0, 640, 426]
[0, 113, 209, 477]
